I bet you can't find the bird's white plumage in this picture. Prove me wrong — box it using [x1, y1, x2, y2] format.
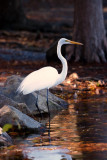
[17, 66, 60, 95]
[17, 38, 82, 95]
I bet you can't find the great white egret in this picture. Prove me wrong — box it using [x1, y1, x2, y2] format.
[17, 38, 82, 115]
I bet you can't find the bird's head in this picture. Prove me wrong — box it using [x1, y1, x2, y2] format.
[59, 38, 83, 45]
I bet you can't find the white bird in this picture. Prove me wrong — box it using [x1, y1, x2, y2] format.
[17, 38, 82, 115]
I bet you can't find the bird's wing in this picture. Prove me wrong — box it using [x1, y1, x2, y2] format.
[17, 67, 59, 95]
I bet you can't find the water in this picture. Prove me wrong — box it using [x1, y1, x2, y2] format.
[0, 92, 107, 160]
[23, 146, 72, 160]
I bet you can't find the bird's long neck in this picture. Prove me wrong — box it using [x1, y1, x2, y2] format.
[57, 41, 68, 81]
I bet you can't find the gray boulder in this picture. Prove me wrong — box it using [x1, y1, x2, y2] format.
[0, 128, 12, 146]
[0, 133, 12, 147]
[1, 75, 68, 115]
[0, 105, 45, 132]
[0, 94, 30, 115]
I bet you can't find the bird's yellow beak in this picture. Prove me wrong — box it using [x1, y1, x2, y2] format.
[66, 40, 83, 45]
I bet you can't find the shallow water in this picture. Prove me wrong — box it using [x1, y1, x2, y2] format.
[0, 92, 107, 160]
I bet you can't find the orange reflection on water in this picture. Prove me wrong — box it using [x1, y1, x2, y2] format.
[44, 98, 107, 159]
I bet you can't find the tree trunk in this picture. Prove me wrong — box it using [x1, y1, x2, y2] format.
[68, 0, 107, 63]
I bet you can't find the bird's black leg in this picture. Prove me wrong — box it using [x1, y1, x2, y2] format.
[47, 89, 50, 116]
[47, 89, 51, 142]
[35, 91, 42, 118]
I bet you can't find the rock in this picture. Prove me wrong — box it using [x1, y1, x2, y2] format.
[37, 90, 67, 112]
[0, 94, 31, 115]
[0, 133, 12, 146]
[0, 105, 45, 132]
[0, 127, 12, 146]
[1, 75, 68, 115]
